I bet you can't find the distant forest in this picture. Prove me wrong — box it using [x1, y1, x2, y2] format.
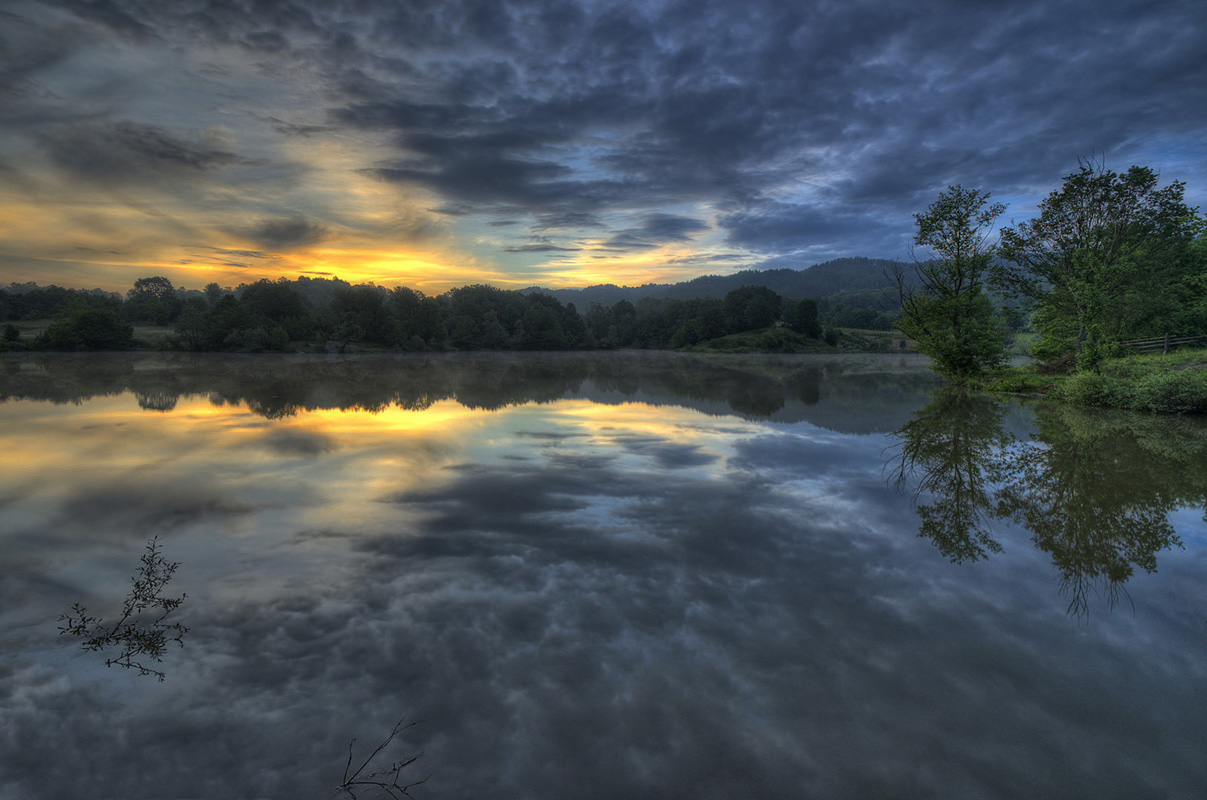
[0, 258, 907, 353]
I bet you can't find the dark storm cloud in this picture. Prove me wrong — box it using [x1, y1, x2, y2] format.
[504, 242, 580, 253]
[53, 483, 252, 538]
[189, 245, 273, 260]
[533, 210, 604, 230]
[611, 434, 719, 468]
[601, 213, 710, 251]
[256, 114, 332, 137]
[37, 119, 240, 182]
[0, 8, 92, 98]
[720, 202, 899, 255]
[259, 428, 335, 457]
[245, 216, 328, 250]
[25, 0, 1207, 263]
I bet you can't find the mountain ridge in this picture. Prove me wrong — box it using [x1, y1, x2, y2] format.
[521, 257, 905, 307]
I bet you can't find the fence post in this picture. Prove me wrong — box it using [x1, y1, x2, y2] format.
[1164, 331, 1169, 353]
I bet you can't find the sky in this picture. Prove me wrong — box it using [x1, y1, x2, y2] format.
[1, 0, 1204, 294]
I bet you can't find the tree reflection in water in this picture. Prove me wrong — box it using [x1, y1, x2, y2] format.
[891, 389, 1010, 564]
[892, 390, 1207, 617]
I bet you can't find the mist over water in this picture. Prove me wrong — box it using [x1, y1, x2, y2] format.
[2, 353, 1205, 799]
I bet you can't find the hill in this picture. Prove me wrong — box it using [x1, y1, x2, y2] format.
[521, 257, 907, 307]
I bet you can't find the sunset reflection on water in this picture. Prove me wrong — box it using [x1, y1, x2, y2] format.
[2, 353, 1205, 800]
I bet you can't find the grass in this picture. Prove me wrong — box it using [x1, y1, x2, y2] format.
[1008, 331, 1038, 357]
[975, 345, 1207, 414]
[685, 326, 906, 354]
[686, 327, 833, 354]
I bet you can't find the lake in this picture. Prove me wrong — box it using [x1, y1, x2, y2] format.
[2, 352, 1205, 799]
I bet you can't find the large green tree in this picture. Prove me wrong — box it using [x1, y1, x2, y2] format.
[895, 185, 1007, 380]
[996, 159, 1200, 370]
[125, 276, 182, 325]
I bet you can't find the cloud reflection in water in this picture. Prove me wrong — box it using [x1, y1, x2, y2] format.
[1, 353, 1205, 799]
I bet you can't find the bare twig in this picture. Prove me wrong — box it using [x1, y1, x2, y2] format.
[337, 718, 429, 799]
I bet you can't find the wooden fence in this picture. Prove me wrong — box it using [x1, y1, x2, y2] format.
[1120, 333, 1206, 354]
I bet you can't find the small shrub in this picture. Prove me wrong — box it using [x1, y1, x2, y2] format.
[1132, 369, 1207, 414]
[1052, 372, 1133, 408]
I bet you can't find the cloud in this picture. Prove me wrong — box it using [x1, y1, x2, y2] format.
[52, 483, 253, 538]
[720, 201, 905, 256]
[259, 428, 336, 457]
[36, 119, 240, 183]
[244, 216, 327, 250]
[3, 358, 1206, 797]
[7, 0, 1205, 286]
[601, 213, 711, 251]
[504, 243, 581, 253]
[533, 210, 604, 230]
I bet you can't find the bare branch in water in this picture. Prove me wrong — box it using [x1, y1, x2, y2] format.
[337, 718, 429, 799]
[58, 536, 188, 681]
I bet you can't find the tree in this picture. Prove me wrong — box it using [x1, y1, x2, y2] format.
[723, 286, 782, 333]
[784, 298, 822, 338]
[126, 276, 182, 324]
[996, 158, 1200, 371]
[239, 278, 313, 340]
[203, 282, 228, 306]
[894, 185, 1007, 380]
[39, 304, 134, 350]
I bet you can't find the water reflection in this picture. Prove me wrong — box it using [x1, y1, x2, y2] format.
[3, 354, 1206, 799]
[893, 390, 1207, 615]
[891, 390, 1011, 564]
[1, 351, 941, 432]
[58, 536, 188, 680]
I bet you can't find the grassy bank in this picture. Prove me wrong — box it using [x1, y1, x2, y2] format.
[686, 326, 905, 354]
[976, 346, 1207, 414]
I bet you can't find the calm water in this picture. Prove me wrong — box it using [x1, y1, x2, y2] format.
[2, 352, 1205, 799]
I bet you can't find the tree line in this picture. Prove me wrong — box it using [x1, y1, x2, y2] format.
[1, 275, 824, 353]
[898, 158, 1206, 379]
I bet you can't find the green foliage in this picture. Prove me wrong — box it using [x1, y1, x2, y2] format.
[825, 302, 896, 330]
[897, 185, 1007, 380]
[989, 347, 1207, 414]
[240, 278, 313, 340]
[996, 159, 1202, 371]
[723, 285, 782, 331]
[975, 369, 1053, 395]
[783, 298, 822, 337]
[38, 305, 134, 350]
[1, 284, 122, 322]
[1050, 372, 1135, 408]
[125, 276, 183, 325]
[14, 272, 891, 354]
[1130, 370, 1207, 414]
[688, 326, 826, 354]
[391, 287, 446, 348]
